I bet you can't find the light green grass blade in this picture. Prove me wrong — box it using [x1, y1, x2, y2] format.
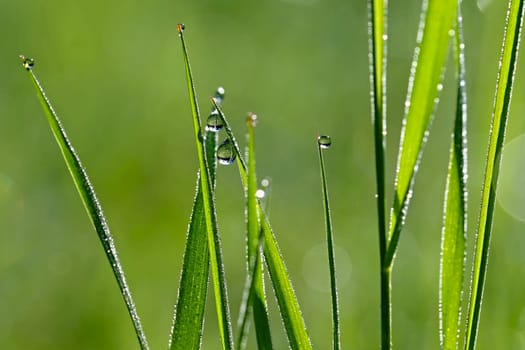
[211, 99, 312, 350]
[465, 1, 525, 349]
[19, 56, 149, 350]
[169, 126, 218, 349]
[236, 114, 273, 350]
[367, 0, 390, 347]
[439, 10, 468, 350]
[176, 24, 234, 350]
[317, 135, 341, 350]
[385, 0, 458, 267]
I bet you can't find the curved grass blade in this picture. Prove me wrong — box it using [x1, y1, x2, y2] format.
[211, 99, 313, 350]
[439, 9, 468, 349]
[465, 1, 525, 349]
[236, 114, 273, 350]
[385, 0, 458, 267]
[317, 135, 341, 350]
[19, 56, 149, 350]
[367, 0, 390, 346]
[176, 24, 234, 350]
[169, 116, 219, 348]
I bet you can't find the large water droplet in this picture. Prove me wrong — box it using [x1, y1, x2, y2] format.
[317, 135, 332, 149]
[213, 86, 225, 104]
[19, 55, 34, 70]
[206, 110, 224, 132]
[255, 189, 265, 199]
[217, 138, 236, 165]
[177, 23, 185, 36]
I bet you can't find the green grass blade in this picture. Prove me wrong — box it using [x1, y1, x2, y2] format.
[465, 1, 525, 349]
[19, 56, 149, 350]
[236, 114, 273, 350]
[169, 127, 218, 349]
[317, 135, 341, 350]
[439, 10, 468, 350]
[367, 0, 390, 347]
[385, 0, 458, 267]
[176, 24, 234, 350]
[211, 99, 312, 350]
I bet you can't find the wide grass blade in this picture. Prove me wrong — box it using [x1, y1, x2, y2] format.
[236, 114, 273, 350]
[317, 135, 341, 350]
[465, 1, 525, 349]
[367, 0, 390, 346]
[439, 9, 468, 350]
[19, 56, 149, 350]
[169, 117, 219, 348]
[385, 0, 458, 267]
[176, 24, 234, 350]
[212, 99, 313, 350]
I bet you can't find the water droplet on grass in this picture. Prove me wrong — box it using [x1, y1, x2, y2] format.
[247, 113, 257, 127]
[255, 189, 265, 199]
[317, 135, 332, 149]
[213, 86, 225, 104]
[19, 55, 34, 70]
[206, 110, 224, 132]
[217, 138, 236, 165]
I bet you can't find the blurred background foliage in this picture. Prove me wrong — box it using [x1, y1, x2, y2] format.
[1, 0, 524, 348]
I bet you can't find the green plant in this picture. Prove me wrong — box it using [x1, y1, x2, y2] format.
[17, 0, 524, 349]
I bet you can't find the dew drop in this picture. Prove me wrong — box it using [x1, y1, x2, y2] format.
[19, 55, 34, 70]
[217, 138, 236, 165]
[317, 135, 332, 149]
[255, 189, 265, 199]
[213, 86, 225, 104]
[176, 23, 185, 35]
[261, 178, 270, 188]
[206, 110, 224, 132]
[246, 113, 257, 127]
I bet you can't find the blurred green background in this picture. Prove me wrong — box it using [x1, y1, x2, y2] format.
[1, 0, 525, 348]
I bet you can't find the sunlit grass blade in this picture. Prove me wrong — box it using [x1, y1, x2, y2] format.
[211, 99, 313, 350]
[236, 114, 273, 350]
[439, 10, 468, 350]
[367, 0, 390, 346]
[465, 1, 525, 349]
[385, 0, 458, 267]
[19, 56, 149, 350]
[176, 24, 234, 350]
[169, 127, 218, 349]
[317, 135, 341, 350]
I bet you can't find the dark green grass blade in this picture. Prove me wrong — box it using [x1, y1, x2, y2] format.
[367, 0, 390, 347]
[176, 24, 234, 350]
[211, 99, 312, 350]
[465, 1, 525, 349]
[439, 10, 468, 350]
[317, 136, 341, 350]
[169, 130, 217, 350]
[385, 0, 458, 267]
[236, 114, 273, 350]
[19, 56, 149, 350]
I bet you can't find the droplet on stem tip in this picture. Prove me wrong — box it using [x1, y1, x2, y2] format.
[317, 135, 332, 149]
[213, 86, 225, 104]
[247, 113, 257, 127]
[19, 55, 34, 70]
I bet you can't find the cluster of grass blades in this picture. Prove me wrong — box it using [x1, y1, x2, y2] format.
[368, 0, 524, 349]
[18, 0, 523, 348]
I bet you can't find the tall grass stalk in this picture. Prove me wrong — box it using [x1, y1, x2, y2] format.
[465, 1, 525, 348]
[19, 55, 150, 350]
